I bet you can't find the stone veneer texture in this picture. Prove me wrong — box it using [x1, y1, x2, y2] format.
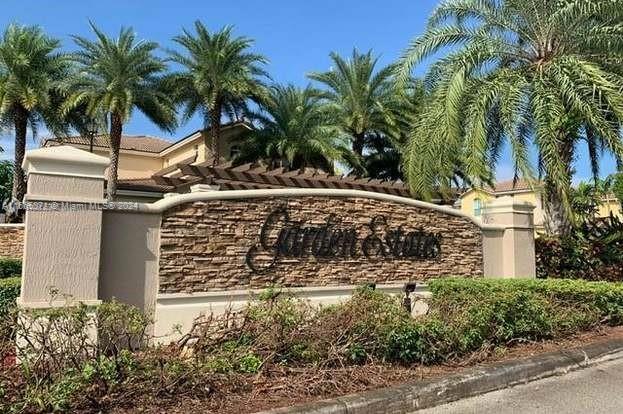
[0, 225, 24, 259]
[159, 197, 484, 294]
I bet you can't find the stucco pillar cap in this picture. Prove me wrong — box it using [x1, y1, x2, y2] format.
[486, 195, 536, 213]
[22, 145, 110, 179]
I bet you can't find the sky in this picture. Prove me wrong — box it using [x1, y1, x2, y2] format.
[0, 0, 618, 182]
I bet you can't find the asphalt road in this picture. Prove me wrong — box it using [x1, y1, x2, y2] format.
[417, 357, 623, 414]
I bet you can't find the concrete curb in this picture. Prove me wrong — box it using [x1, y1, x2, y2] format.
[257, 337, 623, 414]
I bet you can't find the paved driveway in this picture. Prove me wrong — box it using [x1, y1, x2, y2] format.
[417, 357, 623, 414]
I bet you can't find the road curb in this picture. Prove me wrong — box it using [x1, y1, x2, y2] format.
[257, 336, 623, 414]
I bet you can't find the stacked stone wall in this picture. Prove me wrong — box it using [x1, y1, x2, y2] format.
[159, 197, 484, 294]
[0, 225, 24, 260]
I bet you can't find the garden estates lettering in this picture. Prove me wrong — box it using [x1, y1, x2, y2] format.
[246, 207, 442, 273]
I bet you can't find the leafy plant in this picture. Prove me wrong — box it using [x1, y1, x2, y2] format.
[613, 172, 623, 206]
[537, 213, 623, 280]
[5, 279, 623, 412]
[398, 0, 623, 235]
[0, 275, 19, 316]
[308, 49, 400, 175]
[64, 22, 177, 200]
[235, 84, 348, 172]
[0, 160, 12, 212]
[167, 22, 269, 166]
[0, 258, 20, 278]
[0, 24, 70, 207]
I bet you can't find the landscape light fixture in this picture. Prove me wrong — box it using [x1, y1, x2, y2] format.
[86, 118, 99, 153]
[403, 282, 417, 313]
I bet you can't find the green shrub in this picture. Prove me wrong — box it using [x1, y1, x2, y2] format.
[536, 215, 623, 281]
[0, 276, 20, 319]
[0, 258, 21, 279]
[6, 279, 623, 413]
[428, 278, 623, 350]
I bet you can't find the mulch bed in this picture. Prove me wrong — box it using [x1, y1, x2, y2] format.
[109, 325, 623, 414]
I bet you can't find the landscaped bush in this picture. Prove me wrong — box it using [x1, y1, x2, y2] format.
[2, 278, 623, 413]
[0, 258, 21, 279]
[0, 277, 19, 320]
[428, 278, 622, 348]
[536, 215, 623, 281]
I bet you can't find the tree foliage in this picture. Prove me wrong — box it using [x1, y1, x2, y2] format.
[308, 49, 400, 174]
[64, 22, 176, 200]
[167, 22, 269, 165]
[613, 172, 623, 205]
[0, 24, 69, 205]
[235, 84, 347, 172]
[398, 0, 623, 234]
[0, 160, 12, 212]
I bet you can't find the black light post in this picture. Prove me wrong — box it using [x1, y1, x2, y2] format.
[86, 119, 98, 153]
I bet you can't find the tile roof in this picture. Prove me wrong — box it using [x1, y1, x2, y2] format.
[43, 134, 173, 153]
[490, 179, 538, 193]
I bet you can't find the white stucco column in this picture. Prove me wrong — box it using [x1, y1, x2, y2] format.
[19, 146, 109, 307]
[482, 196, 536, 278]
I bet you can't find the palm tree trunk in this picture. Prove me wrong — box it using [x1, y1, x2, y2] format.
[11, 105, 28, 203]
[210, 106, 222, 166]
[106, 112, 123, 201]
[543, 137, 574, 236]
[543, 178, 572, 236]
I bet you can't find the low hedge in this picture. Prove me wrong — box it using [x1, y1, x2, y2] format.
[0, 258, 21, 279]
[0, 276, 20, 319]
[427, 278, 623, 354]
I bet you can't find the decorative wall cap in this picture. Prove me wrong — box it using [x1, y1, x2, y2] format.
[136, 188, 508, 231]
[0, 223, 25, 228]
[22, 145, 109, 179]
[17, 298, 102, 309]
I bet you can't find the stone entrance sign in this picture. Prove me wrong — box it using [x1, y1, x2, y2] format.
[17, 146, 536, 342]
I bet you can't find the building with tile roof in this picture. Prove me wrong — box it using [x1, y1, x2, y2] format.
[458, 179, 621, 233]
[41, 121, 253, 199]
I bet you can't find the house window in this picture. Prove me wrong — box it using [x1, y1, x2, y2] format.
[474, 198, 482, 216]
[230, 145, 241, 159]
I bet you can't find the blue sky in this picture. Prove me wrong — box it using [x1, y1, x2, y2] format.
[0, 0, 618, 182]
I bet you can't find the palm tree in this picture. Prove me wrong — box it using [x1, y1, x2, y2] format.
[167, 22, 269, 166]
[363, 78, 427, 181]
[398, 0, 623, 235]
[308, 49, 398, 172]
[0, 160, 12, 214]
[571, 178, 612, 222]
[0, 24, 69, 205]
[65, 23, 176, 200]
[235, 84, 347, 173]
[614, 172, 623, 207]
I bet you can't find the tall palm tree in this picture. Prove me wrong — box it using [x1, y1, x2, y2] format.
[235, 84, 347, 172]
[0, 24, 68, 205]
[65, 23, 176, 200]
[308, 49, 397, 173]
[398, 0, 623, 235]
[167, 22, 269, 166]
